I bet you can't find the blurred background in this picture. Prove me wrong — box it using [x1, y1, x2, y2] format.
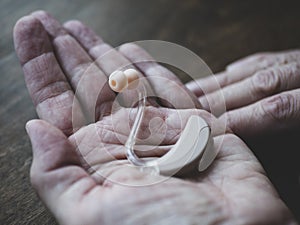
[0, 0, 299, 224]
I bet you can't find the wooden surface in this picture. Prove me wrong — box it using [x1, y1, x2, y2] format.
[1, 0, 299, 224]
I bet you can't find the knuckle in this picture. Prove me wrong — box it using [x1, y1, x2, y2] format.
[217, 73, 230, 87]
[251, 69, 280, 97]
[261, 94, 295, 122]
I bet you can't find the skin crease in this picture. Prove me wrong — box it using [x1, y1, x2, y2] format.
[14, 11, 298, 225]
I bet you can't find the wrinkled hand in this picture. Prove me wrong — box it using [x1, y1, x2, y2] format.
[14, 11, 296, 225]
[187, 50, 300, 139]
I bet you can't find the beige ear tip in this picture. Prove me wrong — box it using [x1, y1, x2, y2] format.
[124, 68, 140, 89]
[109, 70, 128, 92]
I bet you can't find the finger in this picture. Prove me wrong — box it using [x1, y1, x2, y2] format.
[199, 63, 300, 114]
[13, 15, 85, 136]
[186, 49, 300, 97]
[26, 119, 101, 213]
[31, 11, 116, 121]
[186, 71, 235, 97]
[219, 89, 300, 138]
[63, 20, 156, 107]
[119, 43, 202, 109]
[63, 20, 129, 74]
[227, 49, 300, 73]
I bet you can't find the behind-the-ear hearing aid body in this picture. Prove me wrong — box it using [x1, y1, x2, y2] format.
[109, 69, 215, 176]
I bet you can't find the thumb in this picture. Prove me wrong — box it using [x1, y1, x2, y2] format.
[26, 119, 97, 209]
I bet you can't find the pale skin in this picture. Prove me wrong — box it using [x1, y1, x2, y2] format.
[14, 11, 298, 225]
[186, 49, 300, 139]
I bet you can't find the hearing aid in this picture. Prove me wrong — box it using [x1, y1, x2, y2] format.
[109, 68, 140, 92]
[109, 69, 215, 176]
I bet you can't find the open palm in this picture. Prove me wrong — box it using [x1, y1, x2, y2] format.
[14, 11, 296, 225]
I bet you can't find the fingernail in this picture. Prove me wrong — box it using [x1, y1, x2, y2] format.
[25, 122, 31, 135]
[25, 120, 36, 136]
